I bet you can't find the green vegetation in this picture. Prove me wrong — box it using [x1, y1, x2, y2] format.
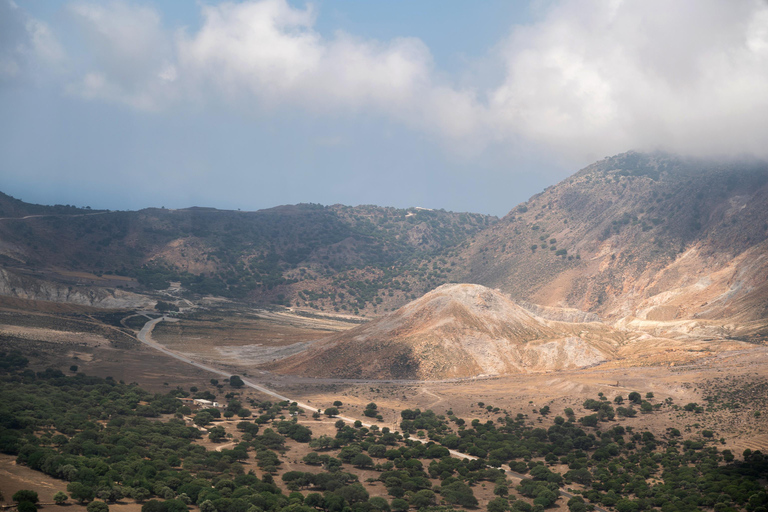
[0, 198, 494, 311]
[2, 353, 766, 512]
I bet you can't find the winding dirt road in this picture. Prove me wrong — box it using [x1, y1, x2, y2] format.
[137, 316, 603, 510]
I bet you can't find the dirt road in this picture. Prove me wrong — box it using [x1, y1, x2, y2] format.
[137, 316, 604, 510]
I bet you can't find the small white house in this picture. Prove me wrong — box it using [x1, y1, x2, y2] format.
[193, 398, 220, 408]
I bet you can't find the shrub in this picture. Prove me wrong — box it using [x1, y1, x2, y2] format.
[13, 490, 39, 504]
[86, 502, 109, 512]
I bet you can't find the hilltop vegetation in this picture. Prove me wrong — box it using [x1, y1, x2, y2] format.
[0, 200, 493, 314]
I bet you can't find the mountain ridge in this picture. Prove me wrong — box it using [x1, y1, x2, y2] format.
[0, 151, 766, 342]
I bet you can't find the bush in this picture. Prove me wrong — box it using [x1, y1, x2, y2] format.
[390, 499, 409, 512]
[86, 502, 109, 512]
[13, 490, 39, 504]
[441, 481, 478, 508]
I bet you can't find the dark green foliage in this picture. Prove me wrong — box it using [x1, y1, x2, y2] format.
[440, 481, 478, 507]
[275, 420, 312, 443]
[155, 301, 179, 313]
[17, 502, 37, 512]
[363, 403, 378, 418]
[87, 501, 109, 512]
[53, 491, 69, 505]
[13, 490, 39, 503]
[0, 350, 28, 371]
[3, 364, 767, 512]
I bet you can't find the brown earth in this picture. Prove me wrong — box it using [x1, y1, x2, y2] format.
[1, 302, 767, 512]
[459, 152, 768, 342]
[265, 283, 753, 381]
[2, 300, 764, 451]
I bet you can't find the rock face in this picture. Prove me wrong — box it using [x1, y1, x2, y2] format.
[457, 152, 768, 341]
[266, 283, 622, 380]
[0, 269, 153, 309]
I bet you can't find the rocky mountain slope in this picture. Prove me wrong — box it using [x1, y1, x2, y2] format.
[0, 152, 766, 342]
[457, 152, 768, 341]
[267, 283, 633, 380]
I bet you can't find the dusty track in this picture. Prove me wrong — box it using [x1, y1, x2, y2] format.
[137, 316, 607, 509]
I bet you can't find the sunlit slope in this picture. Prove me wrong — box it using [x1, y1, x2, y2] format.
[458, 152, 768, 340]
[266, 283, 627, 380]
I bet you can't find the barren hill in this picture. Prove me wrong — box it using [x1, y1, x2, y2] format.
[458, 152, 768, 341]
[266, 283, 629, 380]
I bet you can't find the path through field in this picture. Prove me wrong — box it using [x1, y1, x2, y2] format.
[137, 316, 607, 511]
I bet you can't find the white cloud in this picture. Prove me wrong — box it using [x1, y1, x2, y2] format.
[44, 0, 768, 160]
[174, 1, 487, 143]
[0, 0, 64, 85]
[63, 0, 485, 145]
[490, 0, 768, 160]
[67, 1, 175, 109]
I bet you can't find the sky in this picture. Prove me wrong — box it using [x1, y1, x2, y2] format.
[2, 1, 768, 216]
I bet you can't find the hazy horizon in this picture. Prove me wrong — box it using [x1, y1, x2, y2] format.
[3, 0, 768, 216]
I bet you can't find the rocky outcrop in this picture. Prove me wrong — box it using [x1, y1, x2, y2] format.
[0, 269, 154, 309]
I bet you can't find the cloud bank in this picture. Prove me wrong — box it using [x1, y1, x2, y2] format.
[9, 0, 768, 162]
[0, 1, 63, 85]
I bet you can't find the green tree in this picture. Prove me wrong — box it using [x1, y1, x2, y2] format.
[229, 375, 244, 388]
[13, 491, 39, 504]
[67, 483, 94, 504]
[410, 490, 436, 509]
[352, 453, 374, 469]
[131, 488, 150, 503]
[194, 411, 213, 426]
[87, 501, 109, 512]
[325, 407, 339, 417]
[58, 464, 77, 481]
[208, 426, 227, 442]
[199, 501, 216, 512]
[568, 496, 587, 512]
[53, 492, 69, 505]
[488, 497, 510, 512]
[369, 497, 390, 512]
[338, 484, 369, 504]
[390, 499, 409, 512]
[441, 481, 478, 508]
[141, 501, 165, 512]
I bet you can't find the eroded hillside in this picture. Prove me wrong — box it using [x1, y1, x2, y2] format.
[266, 283, 733, 380]
[458, 152, 768, 340]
